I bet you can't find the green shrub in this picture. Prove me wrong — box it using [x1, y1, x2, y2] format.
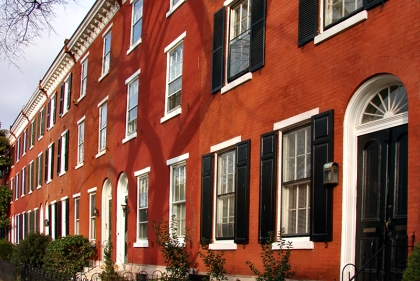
[199, 241, 227, 281]
[12, 232, 51, 266]
[402, 243, 420, 281]
[152, 216, 192, 281]
[43, 235, 95, 277]
[0, 239, 15, 261]
[246, 230, 294, 281]
[99, 237, 119, 280]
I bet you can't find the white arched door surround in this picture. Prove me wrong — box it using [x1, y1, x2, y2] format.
[340, 74, 408, 279]
[102, 179, 112, 260]
[116, 173, 129, 265]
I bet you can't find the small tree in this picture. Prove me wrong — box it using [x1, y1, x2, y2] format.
[0, 239, 15, 261]
[402, 243, 420, 281]
[100, 237, 119, 280]
[0, 129, 11, 179]
[43, 235, 95, 277]
[152, 216, 192, 281]
[0, 185, 11, 228]
[246, 230, 294, 281]
[199, 241, 227, 281]
[12, 232, 51, 267]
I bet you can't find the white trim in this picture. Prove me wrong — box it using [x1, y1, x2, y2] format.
[96, 150, 106, 159]
[209, 240, 237, 250]
[134, 166, 151, 177]
[102, 23, 113, 38]
[73, 193, 81, 198]
[60, 129, 69, 137]
[160, 107, 182, 123]
[166, 153, 189, 166]
[273, 108, 319, 131]
[122, 133, 137, 144]
[88, 187, 97, 193]
[127, 38, 142, 55]
[77, 116, 86, 125]
[125, 69, 141, 85]
[164, 31, 186, 53]
[98, 96, 109, 107]
[61, 196, 69, 201]
[75, 163, 84, 170]
[223, 0, 237, 6]
[166, 0, 186, 18]
[210, 136, 241, 152]
[50, 200, 57, 205]
[133, 240, 149, 248]
[80, 51, 89, 63]
[315, 11, 367, 45]
[221, 72, 252, 94]
[98, 72, 109, 82]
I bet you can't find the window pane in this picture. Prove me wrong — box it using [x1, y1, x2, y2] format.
[324, 0, 363, 26]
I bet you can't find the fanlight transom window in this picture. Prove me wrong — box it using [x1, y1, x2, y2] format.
[362, 85, 408, 124]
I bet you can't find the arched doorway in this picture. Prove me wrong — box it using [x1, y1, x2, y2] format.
[341, 74, 408, 280]
[102, 179, 112, 260]
[116, 173, 129, 265]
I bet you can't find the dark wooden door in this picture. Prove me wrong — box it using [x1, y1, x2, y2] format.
[356, 124, 408, 281]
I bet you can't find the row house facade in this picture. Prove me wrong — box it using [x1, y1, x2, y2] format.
[4, 0, 420, 280]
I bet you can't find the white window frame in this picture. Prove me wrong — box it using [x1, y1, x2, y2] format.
[58, 130, 69, 176]
[88, 188, 97, 241]
[61, 197, 68, 237]
[167, 153, 189, 238]
[272, 108, 319, 250]
[30, 120, 35, 149]
[15, 173, 19, 200]
[99, 24, 113, 81]
[28, 160, 34, 193]
[209, 136, 241, 250]
[127, 0, 143, 54]
[80, 53, 89, 100]
[166, 0, 186, 18]
[22, 129, 27, 156]
[73, 193, 81, 235]
[48, 93, 56, 130]
[123, 70, 140, 143]
[160, 32, 186, 124]
[97, 96, 108, 158]
[16, 138, 20, 162]
[46, 142, 54, 183]
[134, 166, 150, 247]
[51, 201, 56, 240]
[38, 107, 45, 139]
[76, 116, 85, 169]
[61, 75, 72, 117]
[36, 152, 43, 189]
[21, 167, 25, 197]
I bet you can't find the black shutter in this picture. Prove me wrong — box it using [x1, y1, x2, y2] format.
[200, 153, 213, 245]
[57, 201, 62, 238]
[24, 166, 28, 195]
[41, 109, 45, 136]
[310, 110, 334, 242]
[47, 100, 51, 129]
[66, 73, 72, 110]
[259, 132, 277, 243]
[64, 131, 69, 171]
[65, 199, 69, 236]
[59, 83, 64, 116]
[31, 161, 34, 191]
[364, 0, 386, 10]
[53, 94, 57, 123]
[36, 114, 40, 140]
[44, 148, 48, 183]
[211, 7, 225, 94]
[234, 140, 250, 244]
[57, 137, 62, 175]
[50, 143, 54, 180]
[48, 204, 52, 237]
[39, 154, 43, 185]
[249, 0, 266, 72]
[298, 0, 318, 46]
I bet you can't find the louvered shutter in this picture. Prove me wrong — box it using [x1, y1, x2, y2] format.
[47, 100, 51, 129]
[39, 154, 43, 185]
[310, 110, 334, 242]
[234, 140, 250, 244]
[65, 199, 69, 236]
[364, 0, 386, 10]
[211, 7, 225, 94]
[64, 131, 69, 171]
[36, 114, 40, 140]
[57, 137, 62, 175]
[50, 143, 54, 180]
[53, 94, 57, 123]
[48, 204, 52, 236]
[31, 161, 34, 191]
[200, 154, 213, 245]
[259, 132, 277, 243]
[57, 201, 62, 237]
[66, 73, 72, 110]
[298, 0, 318, 46]
[44, 148, 49, 183]
[59, 83, 65, 116]
[249, 0, 266, 72]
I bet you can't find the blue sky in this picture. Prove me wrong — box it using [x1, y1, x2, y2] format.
[0, 0, 96, 131]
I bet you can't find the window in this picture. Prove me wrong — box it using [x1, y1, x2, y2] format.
[281, 126, 311, 235]
[16, 138, 20, 162]
[89, 190, 96, 240]
[22, 129, 27, 155]
[74, 195, 80, 235]
[131, 0, 143, 46]
[57, 130, 69, 176]
[211, 0, 266, 94]
[77, 117, 85, 166]
[59, 74, 72, 117]
[80, 57, 88, 98]
[125, 70, 139, 140]
[15, 174, 19, 200]
[166, 0, 186, 17]
[98, 102, 107, 154]
[102, 31, 112, 75]
[134, 167, 149, 246]
[21, 167, 25, 197]
[38, 107, 45, 139]
[47, 93, 57, 129]
[45, 143, 54, 183]
[161, 32, 185, 123]
[30, 120, 35, 148]
[28, 161, 34, 193]
[200, 137, 250, 249]
[36, 153, 43, 188]
[171, 163, 186, 236]
[61, 198, 69, 237]
[298, 0, 385, 45]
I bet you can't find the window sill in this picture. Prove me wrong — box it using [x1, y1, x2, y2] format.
[75, 163, 84, 170]
[29, 145, 34, 150]
[47, 125, 54, 131]
[314, 11, 368, 45]
[122, 132, 137, 144]
[272, 236, 314, 250]
[221, 72, 252, 94]
[61, 110, 68, 118]
[22, 152, 26, 157]
[133, 240, 149, 248]
[209, 240, 237, 250]
[28, 191, 33, 195]
[96, 150, 106, 159]
[127, 39, 142, 55]
[21, 194, 25, 198]
[36, 185, 41, 190]
[59, 171, 66, 177]
[46, 179, 52, 184]
[166, 0, 186, 18]
[98, 72, 109, 82]
[37, 135, 44, 141]
[160, 107, 182, 123]
[77, 95, 85, 103]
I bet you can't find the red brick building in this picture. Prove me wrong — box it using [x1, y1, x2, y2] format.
[4, 0, 420, 280]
